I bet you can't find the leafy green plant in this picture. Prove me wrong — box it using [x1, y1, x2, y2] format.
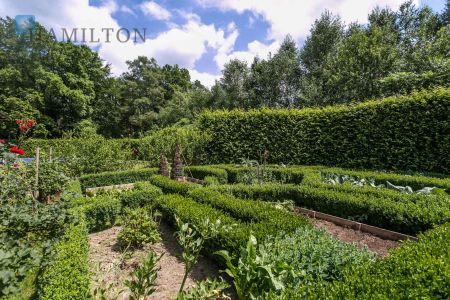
[124, 251, 163, 300]
[177, 278, 230, 300]
[175, 216, 233, 294]
[215, 234, 289, 299]
[118, 207, 160, 249]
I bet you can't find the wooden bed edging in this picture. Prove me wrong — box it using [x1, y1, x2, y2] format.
[85, 183, 135, 193]
[295, 207, 418, 241]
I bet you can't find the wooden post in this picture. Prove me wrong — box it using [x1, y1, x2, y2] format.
[49, 147, 52, 162]
[34, 147, 40, 200]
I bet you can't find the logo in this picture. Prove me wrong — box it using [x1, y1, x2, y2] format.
[14, 15, 36, 36]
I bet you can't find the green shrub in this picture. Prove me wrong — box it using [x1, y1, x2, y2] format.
[72, 195, 121, 232]
[211, 183, 450, 235]
[185, 166, 228, 183]
[118, 207, 160, 249]
[135, 125, 208, 165]
[187, 188, 309, 231]
[22, 137, 135, 176]
[79, 168, 158, 190]
[284, 222, 450, 299]
[149, 175, 198, 195]
[37, 221, 91, 300]
[199, 88, 450, 173]
[119, 185, 163, 209]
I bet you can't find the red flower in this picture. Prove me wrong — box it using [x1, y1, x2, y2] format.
[15, 119, 22, 124]
[20, 125, 27, 131]
[9, 146, 25, 156]
[26, 120, 34, 127]
[12, 162, 19, 169]
[0, 139, 6, 144]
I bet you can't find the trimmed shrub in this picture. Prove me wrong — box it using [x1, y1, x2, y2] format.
[149, 175, 198, 195]
[72, 196, 121, 232]
[117, 207, 160, 249]
[37, 221, 91, 300]
[187, 188, 309, 230]
[79, 168, 158, 190]
[119, 185, 163, 208]
[211, 183, 450, 235]
[185, 166, 228, 183]
[199, 88, 450, 173]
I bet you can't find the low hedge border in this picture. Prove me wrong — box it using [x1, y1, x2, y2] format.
[210, 183, 450, 235]
[184, 166, 228, 183]
[79, 168, 158, 191]
[71, 195, 121, 232]
[187, 188, 309, 230]
[36, 220, 91, 300]
[149, 175, 199, 195]
[118, 185, 163, 208]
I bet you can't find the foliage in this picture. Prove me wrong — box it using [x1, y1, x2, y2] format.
[37, 221, 91, 300]
[260, 227, 375, 287]
[118, 207, 160, 249]
[124, 251, 163, 300]
[119, 185, 163, 209]
[175, 216, 233, 293]
[283, 222, 450, 299]
[200, 88, 450, 173]
[215, 234, 290, 299]
[72, 195, 121, 232]
[28, 159, 69, 201]
[135, 124, 208, 165]
[79, 168, 158, 190]
[177, 278, 230, 300]
[149, 175, 198, 195]
[185, 165, 228, 183]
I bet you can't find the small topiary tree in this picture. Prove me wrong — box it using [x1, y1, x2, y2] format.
[172, 143, 183, 179]
[159, 153, 170, 177]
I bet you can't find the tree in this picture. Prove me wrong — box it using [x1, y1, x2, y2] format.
[220, 59, 250, 109]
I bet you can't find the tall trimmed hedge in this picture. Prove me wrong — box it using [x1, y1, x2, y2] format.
[199, 88, 450, 173]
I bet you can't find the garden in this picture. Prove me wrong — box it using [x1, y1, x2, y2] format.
[1, 87, 449, 300]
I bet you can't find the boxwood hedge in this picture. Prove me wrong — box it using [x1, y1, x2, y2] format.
[199, 88, 450, 173]
[37, 221, 91, 300]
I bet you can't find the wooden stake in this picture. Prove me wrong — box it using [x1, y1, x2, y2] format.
[35, 147, 40, 200]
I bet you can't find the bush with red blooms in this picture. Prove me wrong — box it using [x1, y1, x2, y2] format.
[9, 146, 25, 156]
[15, 119, 35, 134]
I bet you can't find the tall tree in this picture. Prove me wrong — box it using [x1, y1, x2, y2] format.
[220, 59, 249, 109]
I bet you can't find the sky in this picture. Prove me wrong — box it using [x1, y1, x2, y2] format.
[0, 0, 446, 86]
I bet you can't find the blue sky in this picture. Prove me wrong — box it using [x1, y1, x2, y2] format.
[0, 0, 446, 86]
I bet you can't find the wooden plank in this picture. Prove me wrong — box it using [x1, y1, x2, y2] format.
[85, 183, 135, 193]
[295, 207, 417, 241]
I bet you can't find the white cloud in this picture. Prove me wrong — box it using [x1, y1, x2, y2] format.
[189, 69, 220, 87]
[119, 5, 136, 16]
[197, 0, 419, 40]
[140, 1, 171, 21]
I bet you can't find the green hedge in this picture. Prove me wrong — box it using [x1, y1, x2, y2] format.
[187, 188, 309, 230]
[71, 196, 121, 232]
[185, 166, 228, 183]
[211, 183, 450, 235]
[284, 222, 450, 299]
[37, 221, 91, 300]
[149, 175, 198, 195]
[199, 88, 450, 173]
[79, 168, 158, 190]
[119, 185, 163, 208]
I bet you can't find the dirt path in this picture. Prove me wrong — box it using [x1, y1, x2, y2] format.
[311, 218, 399, 256]
[89, 223, 221, 300]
